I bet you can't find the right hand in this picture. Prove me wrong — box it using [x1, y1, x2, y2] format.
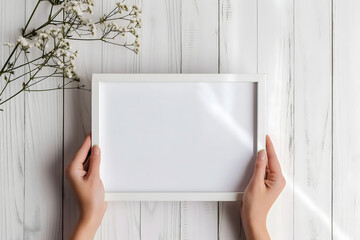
[240, 135, 286, 240]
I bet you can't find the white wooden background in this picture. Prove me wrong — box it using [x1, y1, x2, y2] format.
[0, 0, 359, 239]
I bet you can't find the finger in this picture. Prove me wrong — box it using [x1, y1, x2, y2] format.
[252, 149, 267, 182]
[88, 145, 101, 178]
[266, 135, 282, 173]
[72, 134, 91, 164]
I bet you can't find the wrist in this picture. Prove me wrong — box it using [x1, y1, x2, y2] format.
[70, 214, 100, 240]
[241, 215, 270, 240]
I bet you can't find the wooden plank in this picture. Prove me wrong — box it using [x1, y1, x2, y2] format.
[294, 0, 332, 239]
[24, 1, 63, 239]
[0, 0, 25, 239]
[139, 0, 181, 239]
[141, 202, 181, 239]
[219, 0, 257, 74]
[95, 0, 141, 239]
[180, 0, 218, 239]
[63, 38, 101, 239]
[63, 0, 103, 238]
[258, 0, 294, 239]
[333, 0, 360, 239]
[181, 202, 217, 240]
[182, 0, 218, 73]
[99, 202, 140, 239]
[181, 202, 218, 240]
[218, 0, 257, 239]
[139, 0, 181, 73]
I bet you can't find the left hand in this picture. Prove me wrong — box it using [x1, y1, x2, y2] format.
[66, 134, 107, 240]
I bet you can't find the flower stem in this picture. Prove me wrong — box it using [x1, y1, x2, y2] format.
[22, 0, 41, 35]
[0, 43, 20, 77]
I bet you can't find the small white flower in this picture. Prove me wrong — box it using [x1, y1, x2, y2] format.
[82, 18, 91, 26]
[56, 60, 64, 69]
[3, 42, 15, 48]
[65, 68, 73, 78]
[17, 36, 31, 49]
[111, 22, 119, 30]
[39, 32, 50, 41]
[72, 4, 83, 16]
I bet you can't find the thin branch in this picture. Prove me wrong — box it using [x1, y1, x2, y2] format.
[22, 0, 41, 35]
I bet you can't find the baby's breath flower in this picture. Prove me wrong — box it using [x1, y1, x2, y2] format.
[1, 0, 142, 110]
[55, 60, 64, 69]
[82, 18, 91, 26]
[65, 68, 73, 78]
[3, 42, 15, 48]
[111, 22, 119, 30]
[17, 36, 31, 49]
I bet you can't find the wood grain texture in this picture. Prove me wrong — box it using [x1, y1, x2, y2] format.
[141, 202, 181, 240]
[219, 0, 257, 239]
[180, 0, 218, 239]
[181, 202, 218, 240]
[3, 0, 360, 239]
[63, 0, 104, 237]
[333, 0, 360, 239]
[95, 0, 141, 239]
[98, 202, 140, 239]
[139, 0, 182, 239]
[219, 0, 257, 74]
[182, 0, 218, 73]
[139, 0, 181, 73]
[294, 0, 332, 239]
[258, 0, 294, 239]
[0, 0, 25, 239]
[24, 1, 63, 239]
[63, 38, 99, 239]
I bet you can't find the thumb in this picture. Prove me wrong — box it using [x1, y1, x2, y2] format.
[88, 145, 101, 178]
[252, 150, 267, 183]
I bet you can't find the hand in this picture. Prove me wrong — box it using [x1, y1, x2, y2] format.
[240, 135, 286, 240]
[66, 134, 107, 240]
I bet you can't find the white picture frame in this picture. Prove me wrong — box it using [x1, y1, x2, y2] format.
[92, 74, 266, 201]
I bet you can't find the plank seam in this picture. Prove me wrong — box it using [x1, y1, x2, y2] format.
[256, 0, 259, 74]
[217, 0, 220, 74]
[180, 0, 183, 74]
[61, 8, 66, 240]
[217, 201, 220, 240]
[331, 0, 334, 238]
[23, 1, 27, 239]
[292, 0, 295, 239]
[140, 202, 142, 240]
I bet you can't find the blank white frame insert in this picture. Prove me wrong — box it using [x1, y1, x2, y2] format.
[92, 74, 266, 201]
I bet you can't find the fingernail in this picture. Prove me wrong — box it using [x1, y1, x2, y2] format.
[93, 145, 100, 155]
[258, 149, 266, 161]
